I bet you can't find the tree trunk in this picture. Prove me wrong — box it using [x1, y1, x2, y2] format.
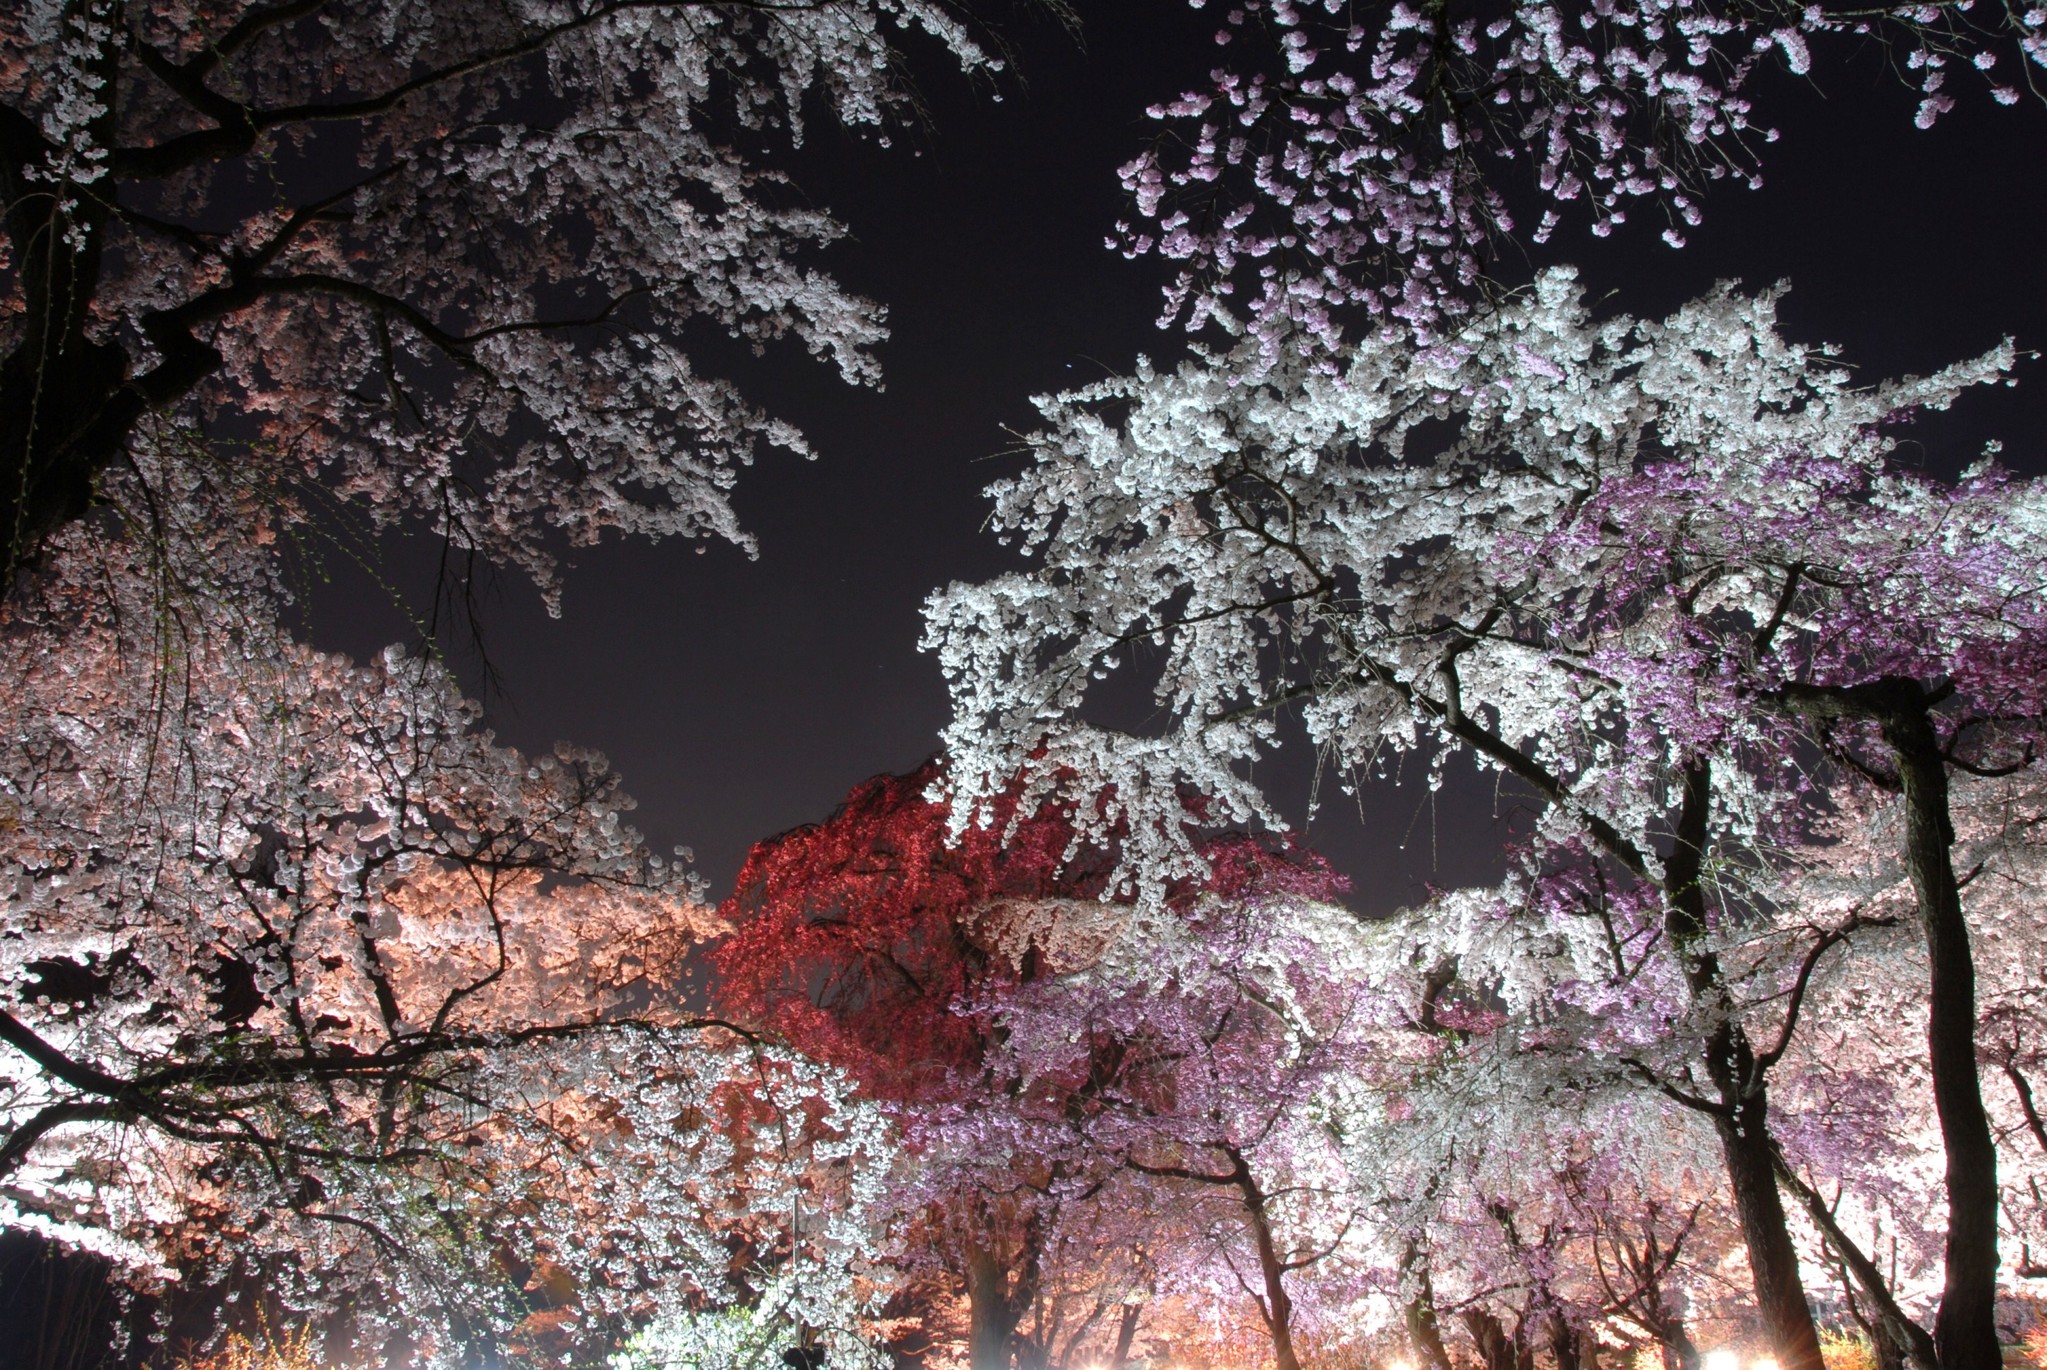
[967, 1246, 1019, 1370]
[1110, 1304, 1142, 1370]
[1401, 1244, 1457, 1370]
[1775, 1151, 1938, 1370]
[1549, 1309, 1603, 1370]
[1881, 701, 2001, 1370]
[1461, 1308, 1526, 1370]
[1650, 1292, 1701, 1370]
[1659, 1324, 1702, 1370]
[1547, 1312, 1581, 1370]
[1231, 1149, 1303, 1370]
[1711, 1091, 1827, 1370]
[1665, 761, 1827, 1370]
[1632, 1254, 1699, 1370]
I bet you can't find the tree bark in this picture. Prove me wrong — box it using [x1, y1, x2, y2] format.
[1774, 1149, 1939, 1370]
[1547, 1312, 1600, 1370]
[1657, 1322, 1701, 1370]
[1879, 700, 2001, 1370]
[1780, 679, 2005, 1370]
[1233, 1150, 1303, 1370]
[1461, 1307, 1530, 1370]
[1401, 1243, 1457, 1370]
[1109, 1303, 1142, 1370]
[1712, 1092, 1825, 1370]
[1664, 761, 1827, 1370]
[967, 1245, 1021, 1370]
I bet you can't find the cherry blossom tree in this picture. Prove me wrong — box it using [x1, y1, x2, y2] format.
[1962, 772, 2047, 1283]
[1753, 766, 2047, 1370]
[979, 883, 1384, 1370]
[0, 496, 896, 1368]
[923, 268, 2041, 1370]
[1364, 838, 1946, 1365]
[1119, 0, 2047, 346]
[1239, 872, 1777, 1370]
[969, 839, 1762, 1370]
[0, 0, 999, 604]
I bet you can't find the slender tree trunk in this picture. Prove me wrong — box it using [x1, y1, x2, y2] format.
[1880, 702, 2001, 1370]
[1775, 1151, 1938, 1370]
[1230, 1149, 1302, 1370]
[1665, 761, 1827, 1370]
[1712, 1089, 1825, 1370]
[1779, 680, 2005, 1370]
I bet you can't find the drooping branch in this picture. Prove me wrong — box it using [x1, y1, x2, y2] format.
[1771, 1151, 1939, 1370]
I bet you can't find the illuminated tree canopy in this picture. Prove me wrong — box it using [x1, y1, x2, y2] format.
[1, 0, 995, 603]
[3, 2, 2046, 1369]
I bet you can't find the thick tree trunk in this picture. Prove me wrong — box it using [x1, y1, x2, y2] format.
[1665, 761, 1827, 1370]
[1460, 1307, 1531, 1370]
[1109, 1303, 1142, 1370]
[1401, 1244, 1457, 1370]
[1547, 1313, 1600, 1370]
[1880, 701, 2001, 1370]
[967, 1246, 1020, 1370]
[1546, 1312, 1580, 1370]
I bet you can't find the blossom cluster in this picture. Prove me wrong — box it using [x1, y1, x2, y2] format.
[1118, 0, 2047, 345]
[0, 0, 997, 605]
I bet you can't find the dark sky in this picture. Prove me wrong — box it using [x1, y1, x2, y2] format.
[308, 7, 2047, 912]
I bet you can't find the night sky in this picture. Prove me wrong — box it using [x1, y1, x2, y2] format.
[307, 6, 2047, 913]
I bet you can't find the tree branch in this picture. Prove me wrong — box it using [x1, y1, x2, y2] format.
[1749, 913, 1897, 1079]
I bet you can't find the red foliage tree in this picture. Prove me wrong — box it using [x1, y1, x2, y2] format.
[711, 762, 1345, 1095]
[711, 760, 1347, 1370]
[712, 759, 1108, 1102]
[713, 760, 1113, 1370]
